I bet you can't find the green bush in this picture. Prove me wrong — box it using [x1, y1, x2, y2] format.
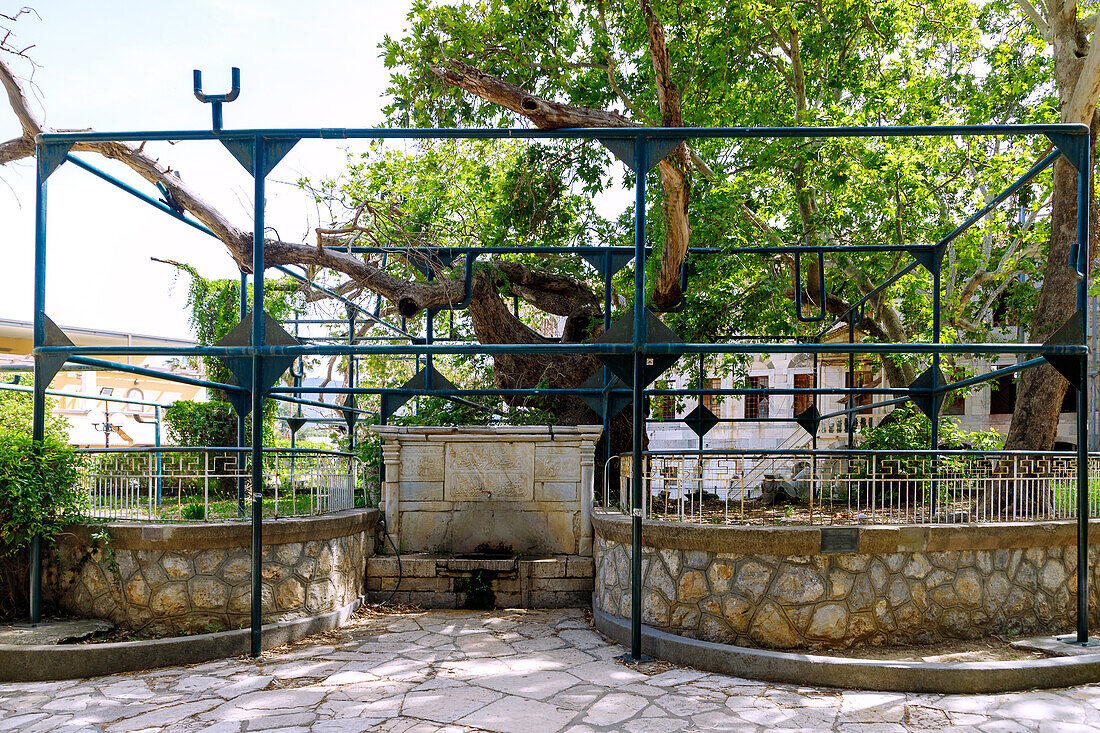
[163, 400, 238, 446]
[860, 405, 1004, 452]
[181, 503, 206, 521]
[0, 434, 84, 555]
[0, 377, 69, 441]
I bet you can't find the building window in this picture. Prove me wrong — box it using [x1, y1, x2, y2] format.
[792, 374, 812, 415]
[745, 376, 768, 420]
[701, 378, 723, 416]
[652, 381, 675, 420]
[844, 369, 875, 414]
[989, 375, 1016, 415]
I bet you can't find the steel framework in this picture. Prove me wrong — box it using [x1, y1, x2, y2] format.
[24, 67, 1095, 658]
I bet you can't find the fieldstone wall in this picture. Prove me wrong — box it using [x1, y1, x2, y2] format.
[48, 509, 377, 633]
[593, 511, 1100, 649]
[373, 425, 601, 556]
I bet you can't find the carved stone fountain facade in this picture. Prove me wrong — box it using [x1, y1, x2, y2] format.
[368, 425, 601, 608]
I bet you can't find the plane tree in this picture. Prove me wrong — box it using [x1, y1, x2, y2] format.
[0, 1, 1081, 453]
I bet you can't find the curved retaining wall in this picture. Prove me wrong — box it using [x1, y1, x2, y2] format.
[49, 509, 377, 633]
[593, 510, 1100, 649]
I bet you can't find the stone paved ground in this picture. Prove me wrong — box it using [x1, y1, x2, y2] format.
[2, 608, 1100, 732]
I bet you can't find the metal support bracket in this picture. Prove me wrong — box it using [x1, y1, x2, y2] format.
[38, 142, 73, 181]
[343, 393, 359, 434]
[597, 137, 685, 173]
[194, 67, 240, 131]
[683, 403, 719, 438]
[1042, 310, 1086, 390]
[34, 315, 74, 396]
[908, 245, 946, 274]
[595, 308, 683, 388]
[222, 137, 299, 178]
[578, 371, 631, 418]
[794, 405, 822, 438]
[579, 250, 635, 280]
[380, 366, 458, 421]
[214, 311, 300, 416]
[1045, 132, 1091, 173]
[907, 365, 948, 419]
[407, 248, 460, 276]
[795, 251, 827, 322]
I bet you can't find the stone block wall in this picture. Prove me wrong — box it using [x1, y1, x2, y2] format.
[373, 426, 601, 556]
[49, 509, 377, 633]
[365, 554, 594, 608]
[593, 511, 1100, 649]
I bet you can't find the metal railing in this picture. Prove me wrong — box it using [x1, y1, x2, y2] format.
[77, 447, 370, 522]
[819, 414, 878, 436]
[617, 450, 1100, 525]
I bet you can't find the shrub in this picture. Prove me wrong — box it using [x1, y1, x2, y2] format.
[0, 434, 84, 554]
[0, 434, 85, 620]
[181, 502, 206, 521]
[163, 400, 237, 446]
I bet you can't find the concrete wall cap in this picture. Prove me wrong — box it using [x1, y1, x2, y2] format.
[592, 509, 1100, 554]
[62, 508, 378, 551]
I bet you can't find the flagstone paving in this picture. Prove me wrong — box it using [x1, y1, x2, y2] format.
[3, 608, 1100, 732]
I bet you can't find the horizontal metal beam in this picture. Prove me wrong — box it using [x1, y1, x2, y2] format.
[272, 385, 909, 397]
[0, 382, 169, 408]
[639, 448, 1095, 457]
[67, 356, 246, 394]
[38, 342, 1087, 357]
[37, 122, 1090, 145]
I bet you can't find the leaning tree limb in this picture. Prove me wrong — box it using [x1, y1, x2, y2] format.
[430, 55, 692, 309]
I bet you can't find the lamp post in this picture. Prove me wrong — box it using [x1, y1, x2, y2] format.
[89, 407, 120, 448]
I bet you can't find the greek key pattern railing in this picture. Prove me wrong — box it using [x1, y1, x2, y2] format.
[77, 447, 363, 522]
[615, 451, 1100, 525]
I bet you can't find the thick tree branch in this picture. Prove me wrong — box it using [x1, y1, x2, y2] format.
[431, 58, 632, 128]
[1015, 0, 1051, 41]
[641, 0, 691, 310]
[431, 55, 693, 309]
[491, 260, 601, 318]
[0, 55, 40, 137]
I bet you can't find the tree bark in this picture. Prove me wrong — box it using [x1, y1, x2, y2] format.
[1005, 5, 1100, 451]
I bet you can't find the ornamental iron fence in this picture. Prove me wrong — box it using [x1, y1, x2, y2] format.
[614, 451, 1100, 526]
[77, 447, 369, 522]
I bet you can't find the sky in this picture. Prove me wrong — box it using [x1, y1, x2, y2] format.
[0, 1, 418, 339]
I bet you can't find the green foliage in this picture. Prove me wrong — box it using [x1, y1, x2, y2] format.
[0, 433, 84, 555]
[860, 405, 1004, 451]
[163, 263, 302, 440]
[180, 503, 205, 521]
[163, 400, 238, 447]
[0, 378, 69, 441]
[377, 0, 1056, 350]
[168, 263, 300, 389]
